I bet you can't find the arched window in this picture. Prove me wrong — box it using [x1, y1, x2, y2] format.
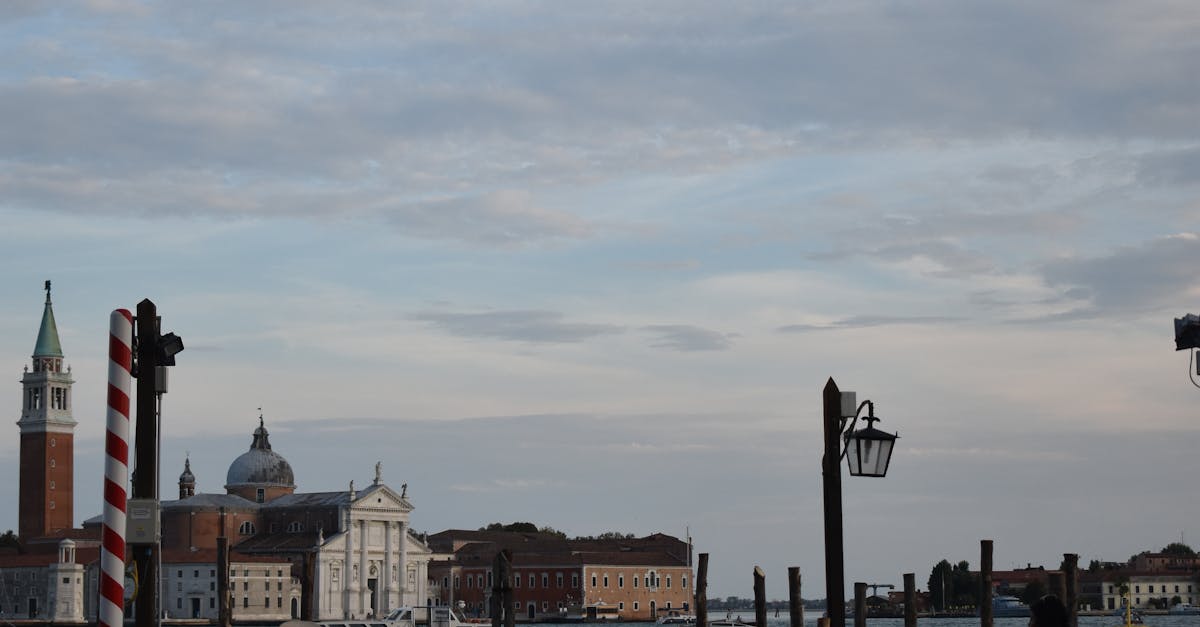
[239, 521, 256, 536]
[286, 521, 304, 533]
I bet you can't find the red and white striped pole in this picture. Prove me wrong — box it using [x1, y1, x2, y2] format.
[101, 309, 133, 627]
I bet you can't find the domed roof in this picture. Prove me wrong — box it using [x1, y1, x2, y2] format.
[225, 417, 294, 488]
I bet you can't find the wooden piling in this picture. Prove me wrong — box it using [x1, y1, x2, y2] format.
[696, 553, 709, 627]
[981, 540, 993, 627]
[904, 573, 916, 627]
[1063, 553, 1078, 627]
[854, 582, 866, 627]
[492, 550, 514, 627]
[788, 567, 804, 627]
[754, 567, 767, 627]
[217, 534, 231, 627]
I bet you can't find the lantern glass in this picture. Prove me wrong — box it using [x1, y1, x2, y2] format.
[845, 425, 897, 477]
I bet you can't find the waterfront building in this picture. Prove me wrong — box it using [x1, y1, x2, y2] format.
[1098, 573, 1197, 610]
[1, 284, 434, 622]
[427, 530, 693, 621]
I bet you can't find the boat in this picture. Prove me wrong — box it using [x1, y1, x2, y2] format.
[657, 610, 697, 624]
[990, 595, 1032, 618]
[1112, 591, 1146, 627]
[303, 605, 466, 627]
[1168, 603, 1200, 615]
[709, 611, 755, 627]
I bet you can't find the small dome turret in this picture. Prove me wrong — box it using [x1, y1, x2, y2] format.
[179, 456, 196, 499]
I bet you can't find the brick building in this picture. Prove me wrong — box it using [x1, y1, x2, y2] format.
[428, 530, 694, 621]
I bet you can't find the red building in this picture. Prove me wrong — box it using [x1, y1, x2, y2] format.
[428, 530, 694, 622]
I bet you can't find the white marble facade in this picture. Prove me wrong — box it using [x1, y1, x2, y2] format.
[312, 483, 431, 620]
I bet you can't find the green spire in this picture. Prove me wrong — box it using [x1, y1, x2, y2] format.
[33, 280, 63, 358]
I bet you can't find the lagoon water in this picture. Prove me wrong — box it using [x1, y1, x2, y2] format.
[526, 618, 1200, 627]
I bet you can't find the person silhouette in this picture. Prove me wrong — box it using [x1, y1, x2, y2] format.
[1030, 595, 1068, 627]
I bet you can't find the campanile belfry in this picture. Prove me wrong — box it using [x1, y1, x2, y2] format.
[17, 281, 77, 539]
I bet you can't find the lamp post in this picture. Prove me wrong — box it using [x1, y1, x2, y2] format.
[822, 378, 898, 627]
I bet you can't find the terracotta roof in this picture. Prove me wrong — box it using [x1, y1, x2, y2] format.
[235, 531, 324, 553]
[0, 547, 100, 568]
[161, 548, 291, 565]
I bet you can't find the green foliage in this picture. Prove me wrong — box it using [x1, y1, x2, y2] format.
[927, 560, 952, 611]
[1161, 542, 1195, 556]
[926, 559, 979, 611]
[0, 530, 17, 551]
[479, 522, 540, 533]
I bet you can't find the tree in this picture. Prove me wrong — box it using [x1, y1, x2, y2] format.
[927, 560, 952, 611]
[1162, 542, 1195, 557]
[0, 530, 18, 552]
[951, 560, 978, 608]
[479, 522, 540, 533]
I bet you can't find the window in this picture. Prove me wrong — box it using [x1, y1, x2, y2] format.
[667, 575, 672, 589]
[265, 582, 270, 591]
[277, 597, 283, 608]
[454, 576, 459, 589]
[572, 574, 579, 588]
[529, 574, 535, 588]
[211, 570, 216, 577]
[194, 570, 199, 578]
[557, 573, 564, 588]
[210, 599, 215, 609]
[514, 574, 520, 588]
[603, 575, 608, 588]
[62, 577, 69, 584]
[467, 576, 473, 589]
[618, 574, 624, 588]
[634, 603, 640, 611]
[177, 599, 182, 609]
[683, 576, 688, 589]
[478, 575, 484, 588]
[264, 597, 269, 608]
[178, 570, 184, 578]
[287, 521, 305, 533]
[1149, 586, 1155, 593]
[619, 603, 625, 611]
[177, 582, 183, 591]
[239, 522, 256, 536]
[1136, 586, 1141, 593]
[488, 572, 493, 588]
[278, 581, 283, 591]
[591, 575, 597, 587]
[542, 602, 549, 611]
[243, 598, 248, 608]
[243, 582, 249, 591]
[542, 573, 548, 588]
[256, 488, 265, 503]
[634, 575, 639, 589]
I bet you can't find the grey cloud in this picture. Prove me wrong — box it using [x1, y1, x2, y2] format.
[778, 315, 960, 333]
[410, 310, 623, 343]
[641, 325, 734, 351]
[1038, 234, 1200, 318]
[2, 1, 1198, 224]
[385, 191, 594, 245]
[1137, 147, 1200, 187]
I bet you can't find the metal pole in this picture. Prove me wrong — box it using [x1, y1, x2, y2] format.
[822, 378, 845, 627]
[133, 299, 158, 627]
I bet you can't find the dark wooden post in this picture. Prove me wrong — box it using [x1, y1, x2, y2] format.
[788, 567, 803, 627]
[823, 378, 846, 627]
[904, 573, 916, 627]
[696, 554, 708, 627]
[133, 299, 159, 627]
[754, 567, 767, 627]
[217, 534, 231, 627]
[492, 551, 514, 627]
[1063, 554, 1079, 627]
[981, 540, 993, 627]
[1048, 573, 1066, 602]
[854, 582, 866, 627]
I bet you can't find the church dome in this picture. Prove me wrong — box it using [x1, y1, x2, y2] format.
[225, 417, 294, 488]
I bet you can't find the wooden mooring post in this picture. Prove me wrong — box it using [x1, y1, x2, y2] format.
[1064, 553, 1079, 627]
[788, 567, 803, 627]
[754, 567, 767, 627]
[492, 550, 515, 627]
[981, 540, 993, 627]
[696, 553, 709, 627]
[854, 582, 866, 627]
[904, 573, 916, 627]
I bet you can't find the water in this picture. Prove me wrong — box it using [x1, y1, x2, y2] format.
[526, 618, 1200, 627]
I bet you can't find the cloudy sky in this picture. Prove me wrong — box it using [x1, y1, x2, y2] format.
[3, 0, 1200, 599]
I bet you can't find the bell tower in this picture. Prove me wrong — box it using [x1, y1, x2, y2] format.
[18, 281, 76, 540]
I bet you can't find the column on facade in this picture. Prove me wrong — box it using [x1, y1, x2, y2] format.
[398, 521, 408, 605]
[344, 510, 354, 619]
[384, 521, 394, 611]
[359, 520, 368, 616]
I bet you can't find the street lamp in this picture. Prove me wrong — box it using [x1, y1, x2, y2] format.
[822, 378, 898, 627]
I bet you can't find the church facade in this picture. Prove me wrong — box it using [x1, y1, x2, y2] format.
[1, 284, 433, 622]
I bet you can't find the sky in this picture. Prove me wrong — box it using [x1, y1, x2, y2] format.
[2, 0, 1200, 601]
